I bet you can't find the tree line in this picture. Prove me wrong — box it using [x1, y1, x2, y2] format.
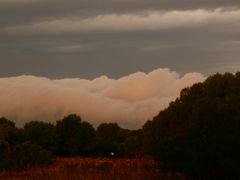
[0, 114, 142, 170]
[1, 72, 240, 179]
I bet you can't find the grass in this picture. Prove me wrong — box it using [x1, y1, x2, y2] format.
[0, 158, 186, 180]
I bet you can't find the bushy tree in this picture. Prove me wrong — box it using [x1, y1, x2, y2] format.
[56, 114, 95, 156]
[84, 139, 120, 157]
[123, 136, 141, 157]
[0, 142, 13, 170]
[95, 123, 131, 156]
[97, 123, 122, 142]
[0, 118, 26, 170]
[143, 72, 240, 178]
[0, 117, 15, 128]
[97, 123, 130, 143]
[0, 117, 16, 144]
[13, 142, 53, 169]
[24, 121, 57, 152]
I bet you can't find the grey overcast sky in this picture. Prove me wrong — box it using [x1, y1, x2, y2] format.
[0, 0, 240, 79]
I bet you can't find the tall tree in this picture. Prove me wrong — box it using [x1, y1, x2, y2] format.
[56, 114, 95, 156]
[142, 72, 240, 178]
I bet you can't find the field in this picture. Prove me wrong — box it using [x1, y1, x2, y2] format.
[0, 158, 185, 180]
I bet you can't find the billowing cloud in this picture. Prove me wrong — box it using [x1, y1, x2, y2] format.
[2, 9, 240, 35]
[0, 68, 204, 129]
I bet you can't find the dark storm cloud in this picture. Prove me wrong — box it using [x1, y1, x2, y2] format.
[0, 0, 239, 27]
[0, 0, 240, 78]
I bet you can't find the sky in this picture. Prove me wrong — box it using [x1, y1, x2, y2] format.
[0, 0, 240, 78]
[0, 0, 239, 128]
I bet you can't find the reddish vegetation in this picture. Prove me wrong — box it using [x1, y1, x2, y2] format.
[0, 158, 185, 180]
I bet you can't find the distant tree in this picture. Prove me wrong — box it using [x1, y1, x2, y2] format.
[0, 117, 15, 128]
[13, 142, 53, 169]
[97, 123, 127, 142]
[79, 122, 96, 150]
[0, 117, 22, 170]
[7, 128, 25, 147]
[56, 114, 95, 156]
[95, 123, 131, 156]
[24, 121, 57, 152]
[0, 117, 16, 150]
[123, 136, 141, 157]
[0, 117, 16, 145]
[84, 139, 120, 157]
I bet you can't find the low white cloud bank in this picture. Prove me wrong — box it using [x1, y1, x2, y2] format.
[0, 68, 205, 129]
[3, 8, 240, 34]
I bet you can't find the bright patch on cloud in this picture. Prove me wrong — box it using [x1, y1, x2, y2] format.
[0, 68, 205, 129]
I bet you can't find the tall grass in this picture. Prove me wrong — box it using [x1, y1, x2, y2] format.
[0, 158, 186, 180]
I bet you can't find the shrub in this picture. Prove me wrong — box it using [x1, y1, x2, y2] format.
[13, 142, 53, 169]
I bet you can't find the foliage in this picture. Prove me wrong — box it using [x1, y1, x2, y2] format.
[0, 118, 16, 144]
[142, 72, 240, 178]
[97, 123, 122, 142]
[96, 123, 132, 156]
[56, 114, 95, 156]
[123, 136, 141, 157]
[13, 142, 53, 169]
[24, 121, 57, 152]
[0, 142, 13, 170]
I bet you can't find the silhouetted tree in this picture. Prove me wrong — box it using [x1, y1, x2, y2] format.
[0, 117, 22, 170]
[13, 142, 53, 169]
[24, 121, 57, 152]
[56, 114, 95, 156]
[123, 136, 141, 157]
[97, 123, 122, 142]
[142, 72, 240, 178]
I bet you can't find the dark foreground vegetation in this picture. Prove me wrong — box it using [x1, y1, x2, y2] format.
[1, 72, 240, 179]
[0, 158, 166, 180]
